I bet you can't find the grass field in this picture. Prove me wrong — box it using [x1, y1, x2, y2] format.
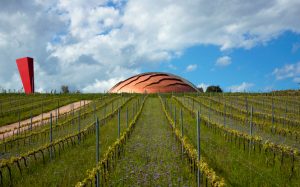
[0, 92, 299, 186]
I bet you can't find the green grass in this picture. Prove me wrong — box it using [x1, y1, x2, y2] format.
[167, 96, 300, 186]
[0, 96, 141, 186]
[0, 96, 127, 158]
[0, 93, 102, 127]
[0, 93, 299, 186]
[108, 97, 196, 186]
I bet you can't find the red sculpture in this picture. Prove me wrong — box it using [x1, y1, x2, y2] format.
[16, 57, 34, 94]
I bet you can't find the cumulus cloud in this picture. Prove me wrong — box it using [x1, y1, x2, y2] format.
[272, 62, 300, 81]
[228, 82, 254, 92]
[293, 77, 300, 83]
[82, 77, 124, 93]
[215, 56, 232, 67]
[185, 64, 197, 72]
[1, 0, 300, 92]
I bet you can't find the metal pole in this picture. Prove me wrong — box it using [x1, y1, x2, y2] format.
[93, 102, 96, 120]
[41, 102, 43, 126]
[197, 110, 201, 187]
[272, 97, 274, 130]
[78, 110, 81, 143]
[50, 113, 53, 159]
[209, 99, 211, 123]
[180, 108, 184, 156]
[96, 117, 100, 187]
[250, 106, 253, 136]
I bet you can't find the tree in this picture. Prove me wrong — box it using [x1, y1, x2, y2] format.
[197, 87, 204, 92]
[206, 85, 223, 93]
[61, 85, 69, 94]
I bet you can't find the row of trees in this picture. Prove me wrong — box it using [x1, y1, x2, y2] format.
[197, 85, 223, 93]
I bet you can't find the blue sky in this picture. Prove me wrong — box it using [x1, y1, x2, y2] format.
[147, 31, 300, 92]
[0, 0, 300, 93]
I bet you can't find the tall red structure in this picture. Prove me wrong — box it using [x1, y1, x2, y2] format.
[16, 57, 34, 94]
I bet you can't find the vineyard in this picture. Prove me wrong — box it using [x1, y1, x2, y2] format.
[0, 92, 299, 186]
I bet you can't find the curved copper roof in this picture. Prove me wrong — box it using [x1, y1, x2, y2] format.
[109, 72, 198, 93]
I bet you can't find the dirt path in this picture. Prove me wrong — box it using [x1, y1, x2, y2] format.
[0, 100, 91, 140]
[108, 97, 195, 186]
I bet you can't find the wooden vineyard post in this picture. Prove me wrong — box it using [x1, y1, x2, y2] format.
[118, 109, 120, 139]
[180, 108, 184, 157]
[112, 101, 114, 113]
[96, 117, 100, 187]
[78, 110, 81, 144]
[50, 113, 53, 159]
[197, 110, 201, 187]
[126, 107, 128, 128]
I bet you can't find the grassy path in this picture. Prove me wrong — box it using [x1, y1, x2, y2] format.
[108, 97, 196, 186]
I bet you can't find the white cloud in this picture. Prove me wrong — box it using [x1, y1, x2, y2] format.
[215, 56, 232, 67]
[272, 62, 300, 80]
[185, 64, 197, 72]
[197, 83, 209, 91]
[228, 82, 254, 92]
[82, 77, 124, 93]
[1, 0, 300, 92]
[293, 77, 300, 83]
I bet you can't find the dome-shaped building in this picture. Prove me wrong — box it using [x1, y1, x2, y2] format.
[109, 72, 198, 93]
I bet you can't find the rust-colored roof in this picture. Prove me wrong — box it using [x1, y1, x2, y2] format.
[109, 72, 198, 93]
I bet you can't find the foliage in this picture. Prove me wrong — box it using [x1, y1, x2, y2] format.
[206, 86, 223, 93]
